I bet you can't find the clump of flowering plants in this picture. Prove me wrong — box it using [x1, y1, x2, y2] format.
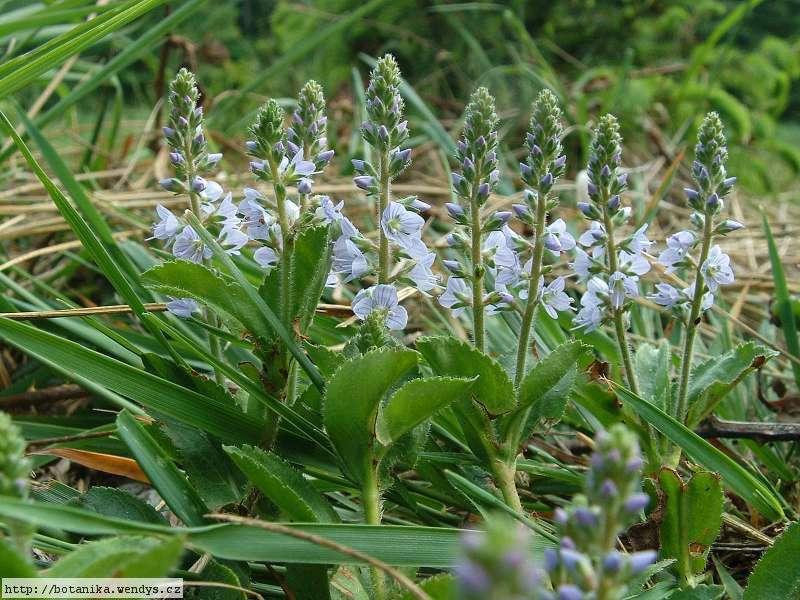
[0, 54, 790, 600]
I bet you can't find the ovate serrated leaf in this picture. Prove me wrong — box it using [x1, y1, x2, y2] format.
[659, 469, 723, 580]
[76, 486, 166, 525]
[46, 535, 183, 577]
[744, 521, 800, 600]
[510, 340, 586, 424]
[376, 376, 475, 445]
[291, 223, 332, 333]
[323, 348, 418, 482]
[635, 341, 672, 412]
[142, 260, 273, 342]
[224, 445, 338, 523]
[687, 342, 777, 426]
[416, 336, 515, 415]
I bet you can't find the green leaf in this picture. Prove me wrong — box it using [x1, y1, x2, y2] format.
[116, 411, 210, 527]
[76, 486, 166, 525]
[224, 445, 338, 523]
[290, 223, 332, 333]
[0, 0, 168, 99]
[417, 336, 515, 415]
[142, 261, 273, 342]
[286, 564, 332, 600]
[323, 348, 418, 482]
[0, 497, 482, 568]
[47, 535, 183, 577]
[186, 559, 245, 600]
[659, 469, 723, 583]
[612, 383, 784, 521]
[713, 556, 743, 600]
[744, 521, 800, 600]
[505, 340, 586, 432]
[390, 574, 455, 600]
[160, 418, 246, 510]
[634, 341, 672, 412]
[0, 317, 260, 444]
[376, 376, 475, 445]
[0, 537, 37, 578]
[762, 211, 800, 390]
[686, 342, 777, 427]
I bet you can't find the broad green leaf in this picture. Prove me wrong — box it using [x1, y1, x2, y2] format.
[417, 336, 515, 415]
[116, 411, 210, 527]
[323, 348, 418, 482]
[47, 535, 183, 577]
[0, 537, 37, 577]
[613, 383, 784, 521]
[668, 584, 726, 600]
[762, 211, 800, 389]
[142, 261, 273, 342]
[376, 376, 475, 445]
[224, 445, 338, 523]
[290, 223, 332, 333]
[76, 486, 166, 525]
[0, 317, 260, 443]
[390, 574, 455, 600]
[634, 341, 672, 412]
[504, 340, 586, 437]
[659, 469, 723, 582]
[744, 520, 800, 600]
[686, 342, 777, 427]
[160, 418, 246, 510]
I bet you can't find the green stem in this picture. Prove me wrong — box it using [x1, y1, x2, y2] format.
[469, 191, 485, 352]
[602, 208, 640, 396]
[377, 151, 391, 283]
[514, 195, 547, 386]
[267, 157, 292, 325]
[675, 216, 714, 425]
[363, 463, 386, 599]
[491, 460, 523, 513]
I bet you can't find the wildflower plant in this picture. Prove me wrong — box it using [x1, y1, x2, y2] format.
[0, 412, 32, 557]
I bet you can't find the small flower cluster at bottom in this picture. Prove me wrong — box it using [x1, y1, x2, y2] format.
[456, 424, 656, 599]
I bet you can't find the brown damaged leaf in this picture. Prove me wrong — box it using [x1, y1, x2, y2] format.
[30, 448, 149, 483]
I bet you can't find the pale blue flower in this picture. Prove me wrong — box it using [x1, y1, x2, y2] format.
[173, 226, 212, 263]
[150, 204, 180, 242]
[648, 283, 681, 308]
[623, 224, 652, 254]
[253, 246, 278, 268]
[439, 277, 470, 317]
[701, 245, 734, 291]
[658, 230, 695, 272]
[239, 194, 273, 240]
[381, 201, 427, 256]
[218, 225, 248, 255]
[332, 236, 369, 282]
[608, 271, 638, 309]
[407, 252, 440, 294]
[200, 180, 224, 202]
[539, 276, 574, 319]
[351, 284, 407, 330]
[543, 219, 576, 255]
[278, 149, 316, 178]
[618, 250, 650, 276]
[166, 297, 199, 318]
[578, 221, 606, 251]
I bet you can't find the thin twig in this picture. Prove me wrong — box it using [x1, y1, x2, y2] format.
[206, 513, 432, 600]
[696, 415, 800, 442]
[0, 383, 87, 408]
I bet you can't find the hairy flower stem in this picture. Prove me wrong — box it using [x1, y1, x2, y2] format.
[674, 216, 714, 446]
[514, 196, 547, 386]
[601, 209, 640, 397]
[267, 156, 293, 326]
[184, 159, 224, 385]
[377, 151, 391, 284]
[363, 463, 386, 599]
[469, 190, 486, 352]
[492, 460, 524, 513]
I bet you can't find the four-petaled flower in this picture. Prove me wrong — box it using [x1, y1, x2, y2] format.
[381, 201, 427, 256]
[701, 245, 734, 291]
[539, 276, 574, 319]
[439, 277, 470, 317]
[351, 284, 408, 330]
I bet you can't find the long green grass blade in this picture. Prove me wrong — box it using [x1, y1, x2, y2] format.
[761, 211, 800, 389]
